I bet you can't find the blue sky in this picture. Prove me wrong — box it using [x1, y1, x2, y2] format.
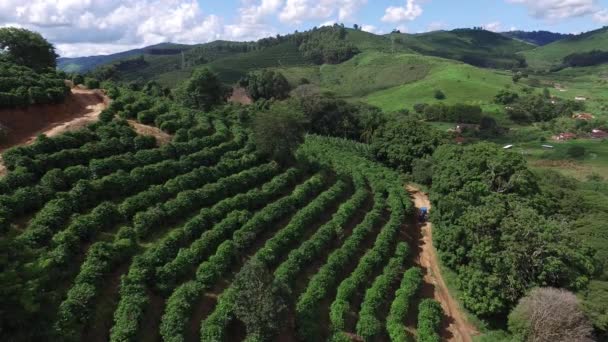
[1, 0, 607, 57]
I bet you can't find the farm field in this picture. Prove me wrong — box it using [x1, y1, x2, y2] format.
[0, 87, 453, 342]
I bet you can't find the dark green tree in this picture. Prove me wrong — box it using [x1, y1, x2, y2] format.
[371, 118, 446, 172]
[174, 68, 229, 111]
[241, 70, 291, 101]
[233, 258, 287, 340]
[253, 101, 308, 163]
[0, 27, 57, 70]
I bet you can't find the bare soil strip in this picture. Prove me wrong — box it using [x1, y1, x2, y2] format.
[406, 185, 478, 342]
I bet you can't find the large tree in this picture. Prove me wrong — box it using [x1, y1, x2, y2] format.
[174, 68, 229, 111]
[253, 101, 308, 163]
[240, 70, 290, 101]
[508, 287, 594, 342]
[0, 27, 57, 70]
[371, 118, 446, 172]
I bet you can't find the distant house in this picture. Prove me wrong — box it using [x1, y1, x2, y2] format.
[574, 96, 587, 101]
[554, 132, 577, 141]
[455, 124, 480, 134]
[542, 144, 554, 149]
[503, 144, 514, 149]
[591, 129, 608, 139]
[573, 113, 595, 121]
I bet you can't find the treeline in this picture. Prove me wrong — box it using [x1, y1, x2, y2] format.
[254, 24, 360, 64]
[505, 93, 584, 123]
[562, 50, 608, 68]
[415, 103, 483, 124]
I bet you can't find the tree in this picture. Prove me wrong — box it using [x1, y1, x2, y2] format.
[371, 118, 446, 172]
[0, 27, 57, 70]
[412, 156, 434, 185]
[174, 68, 229, 111]
[434, 90, 446, 100]
[240, 70, 291, 101]
[84, 78, 100, 89]
[567, 145, 586, 159]
[233, 258, 287, 340]
[508, 287, 594, 342]
[253, 101, 308, 163]
[494, 90, 519, 105]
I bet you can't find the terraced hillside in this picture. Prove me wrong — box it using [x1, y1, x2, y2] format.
[1, 86, 446, 342]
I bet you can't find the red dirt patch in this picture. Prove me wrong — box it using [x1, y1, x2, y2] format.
[0, 87, 109, 152]
[128, 120, 173, 145]
[228, 86, 253, 105]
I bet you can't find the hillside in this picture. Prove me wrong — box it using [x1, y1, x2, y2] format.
[523, 27, 608, 70]
[502, 30, 572, 46]
[57, 43, 195, 73]
[60, 28, 535, 88]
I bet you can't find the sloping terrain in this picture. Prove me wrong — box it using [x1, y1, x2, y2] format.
[523, 27, 608, 70]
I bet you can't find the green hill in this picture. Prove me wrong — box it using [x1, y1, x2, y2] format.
[57, 43, 195, 73]
[60, 27, 537, 88]
[523, 27, 608, 70]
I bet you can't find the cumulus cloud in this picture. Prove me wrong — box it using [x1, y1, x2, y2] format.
[361, 24, 382, 34]
[381, 0, 423, 23]
[482, 21, 502, 32]
[594, 9, 608, 24]
[506, 0, 598, 21]
[279, 0, 367, 24]
[0, 0, 283, 57]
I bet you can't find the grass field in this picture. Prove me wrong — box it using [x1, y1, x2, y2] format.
[363, 59, 516, 112]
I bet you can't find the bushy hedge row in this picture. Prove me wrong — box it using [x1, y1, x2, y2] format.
[296, 193, 386, 341]
[2, 129, 98, 172]
[255, 179, 348, 268]
[17, 140, 244, 248]
[386, 267, 423, 342]
[54, 229, 137, 341]
[161, 175, 324, 341]
[133, 161, 279, 238]
[330, 190, 407, 333]
[155, 210, 252, 292]
[110, 169, 303, 342]
[118, 149, 258, 219]
[0, 61, 69, 108]
[356, 242, 409, 340]
[417, 299, 443, 342]
[274, 185, 368, 291]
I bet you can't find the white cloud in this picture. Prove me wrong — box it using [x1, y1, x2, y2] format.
[361, 24, 382, 34]
[482, 21, 502, 32]
[506, 0, 598, 21]
[594, 9, 608, 24]
[0, 0, 292, 57]
[279, 0, 367, 24]
[381, 0, 423, 23]
[427, 21, 446, 31]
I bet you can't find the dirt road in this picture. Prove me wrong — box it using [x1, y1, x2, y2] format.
[406, 185, 478, 342]
[0, 87, 109, 152]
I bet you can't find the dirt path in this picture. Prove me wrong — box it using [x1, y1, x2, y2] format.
[406, 185, 478, 342]
[228, 86, 253, 105]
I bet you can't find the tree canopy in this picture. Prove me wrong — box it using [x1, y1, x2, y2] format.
[174, 68, 230, 112]
[0, 27, 57, 70]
